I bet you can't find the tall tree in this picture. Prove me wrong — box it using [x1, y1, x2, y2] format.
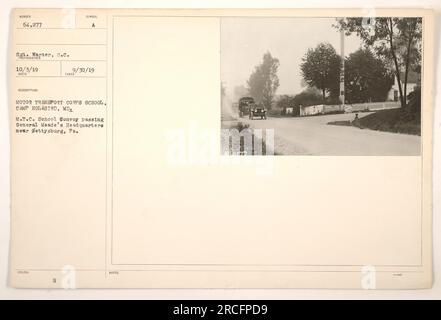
[345, 48, 394, 103]
[300, 43, 341, 101]
[335, 18, 422, 108]
[247, 52, 280, 110]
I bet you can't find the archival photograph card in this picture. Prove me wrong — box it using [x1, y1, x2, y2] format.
[9, 8, 433, 288]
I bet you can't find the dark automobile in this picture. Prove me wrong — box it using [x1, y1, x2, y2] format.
[238, 97, 255, 117]
[249, 103, 267, 120]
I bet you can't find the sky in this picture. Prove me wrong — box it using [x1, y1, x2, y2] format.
[221, 17, 364, 100]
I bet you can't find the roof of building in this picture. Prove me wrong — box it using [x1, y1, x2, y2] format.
[400, 71, 420, 84]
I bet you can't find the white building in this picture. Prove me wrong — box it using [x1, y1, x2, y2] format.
[285, 107, 294, 115]
[387, 71, 420, 102]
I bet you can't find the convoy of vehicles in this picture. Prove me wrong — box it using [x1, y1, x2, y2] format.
[238, 97, 267, 120]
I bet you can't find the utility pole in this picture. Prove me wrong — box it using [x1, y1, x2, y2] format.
[339, 20, 345, 110]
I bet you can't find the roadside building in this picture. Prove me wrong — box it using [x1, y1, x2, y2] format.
[387, 71, 420, 101]
[285, 107, 294, 115]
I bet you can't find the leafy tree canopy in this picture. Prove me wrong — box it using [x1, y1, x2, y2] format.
[345, 48, 394, 103]
[300, 42, 341, 101]
[335, 17, 422, 108]
[247, 52, 280, 110]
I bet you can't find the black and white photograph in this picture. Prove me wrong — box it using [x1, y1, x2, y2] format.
[221, 17, 423, 156]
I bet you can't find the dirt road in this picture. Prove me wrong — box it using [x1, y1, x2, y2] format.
[222, 113, 421, 155]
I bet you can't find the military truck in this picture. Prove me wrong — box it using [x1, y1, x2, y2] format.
[238, 97, 254, 118]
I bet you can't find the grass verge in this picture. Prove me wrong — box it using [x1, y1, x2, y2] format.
[328, 108, 420, 136]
